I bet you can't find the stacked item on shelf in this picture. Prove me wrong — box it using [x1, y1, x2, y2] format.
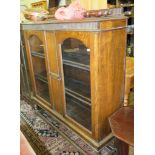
[108, 0, 134, 57]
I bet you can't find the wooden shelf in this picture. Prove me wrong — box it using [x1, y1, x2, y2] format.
[66, 94, 91, 131]
[63, 59, 90, 71]
[65, 77, 90, 99]
[62, 48, 90, 66]
[65, 87, 91, 106]
[31, 51, 45, 59]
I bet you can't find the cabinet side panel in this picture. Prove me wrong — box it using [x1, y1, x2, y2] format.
[91, 31, 113, 141]
[110, 28, 127, 112]
[92, 28, 126, 141]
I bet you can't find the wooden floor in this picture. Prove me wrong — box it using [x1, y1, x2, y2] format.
[20, 131, 36, 155]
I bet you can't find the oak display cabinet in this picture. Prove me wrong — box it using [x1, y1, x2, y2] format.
[21, 16, 127, 149]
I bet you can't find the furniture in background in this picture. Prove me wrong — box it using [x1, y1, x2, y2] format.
[21, 16, 127, 150]
[108, 0, 134, 56]
[124, 57, 134, 106]
[109, 106, 134, 155]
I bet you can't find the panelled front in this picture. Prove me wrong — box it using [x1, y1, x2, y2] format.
[23, 31, 52, 107]
[55, 32, 93, 132]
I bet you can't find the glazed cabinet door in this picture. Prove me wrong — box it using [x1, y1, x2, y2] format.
[23, 30, 52, 108]
[20, 31, 32, 99]
[55, 32, 92, 132]
[45, 32, 64, 115]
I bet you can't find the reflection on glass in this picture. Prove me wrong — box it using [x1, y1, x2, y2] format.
[62, 38, 91, 131]
[29, 35, 50, 103]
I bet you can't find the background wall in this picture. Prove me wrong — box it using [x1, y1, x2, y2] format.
[71, 0, 107, 10]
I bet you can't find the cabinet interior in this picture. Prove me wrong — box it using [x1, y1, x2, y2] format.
[29, 35, 50, 103]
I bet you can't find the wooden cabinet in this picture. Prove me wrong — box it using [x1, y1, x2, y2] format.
[21, 16, 127, 149]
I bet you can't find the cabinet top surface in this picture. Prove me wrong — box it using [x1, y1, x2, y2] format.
[21, 15, 126, 25]
[21, 15, 127, 31]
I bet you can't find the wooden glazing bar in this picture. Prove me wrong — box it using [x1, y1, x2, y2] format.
[31, 51, 45, 58]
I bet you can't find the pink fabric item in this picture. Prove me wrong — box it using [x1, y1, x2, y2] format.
[55, 0, 85, 20]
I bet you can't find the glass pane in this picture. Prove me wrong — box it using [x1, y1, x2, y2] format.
[20, 33, 32, 96]
[62, 38, 90, 65]
[62, 38, 91, 131]
[66, 94, 91, 130]
[29, 35, 50, 103]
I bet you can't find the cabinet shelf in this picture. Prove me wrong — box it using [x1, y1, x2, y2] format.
[63, 59, 90, 71]
[65, 77, 90, 99]
[35, 72, 48, 84]
[65, 88, 91, 106]
[31, 51, 45, 58]
[62, 48, 90, 66]
[66, 94, 91, 130]
[35, 77, 50, 103]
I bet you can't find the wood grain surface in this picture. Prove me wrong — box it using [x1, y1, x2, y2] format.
[109, 107, 134, 146]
